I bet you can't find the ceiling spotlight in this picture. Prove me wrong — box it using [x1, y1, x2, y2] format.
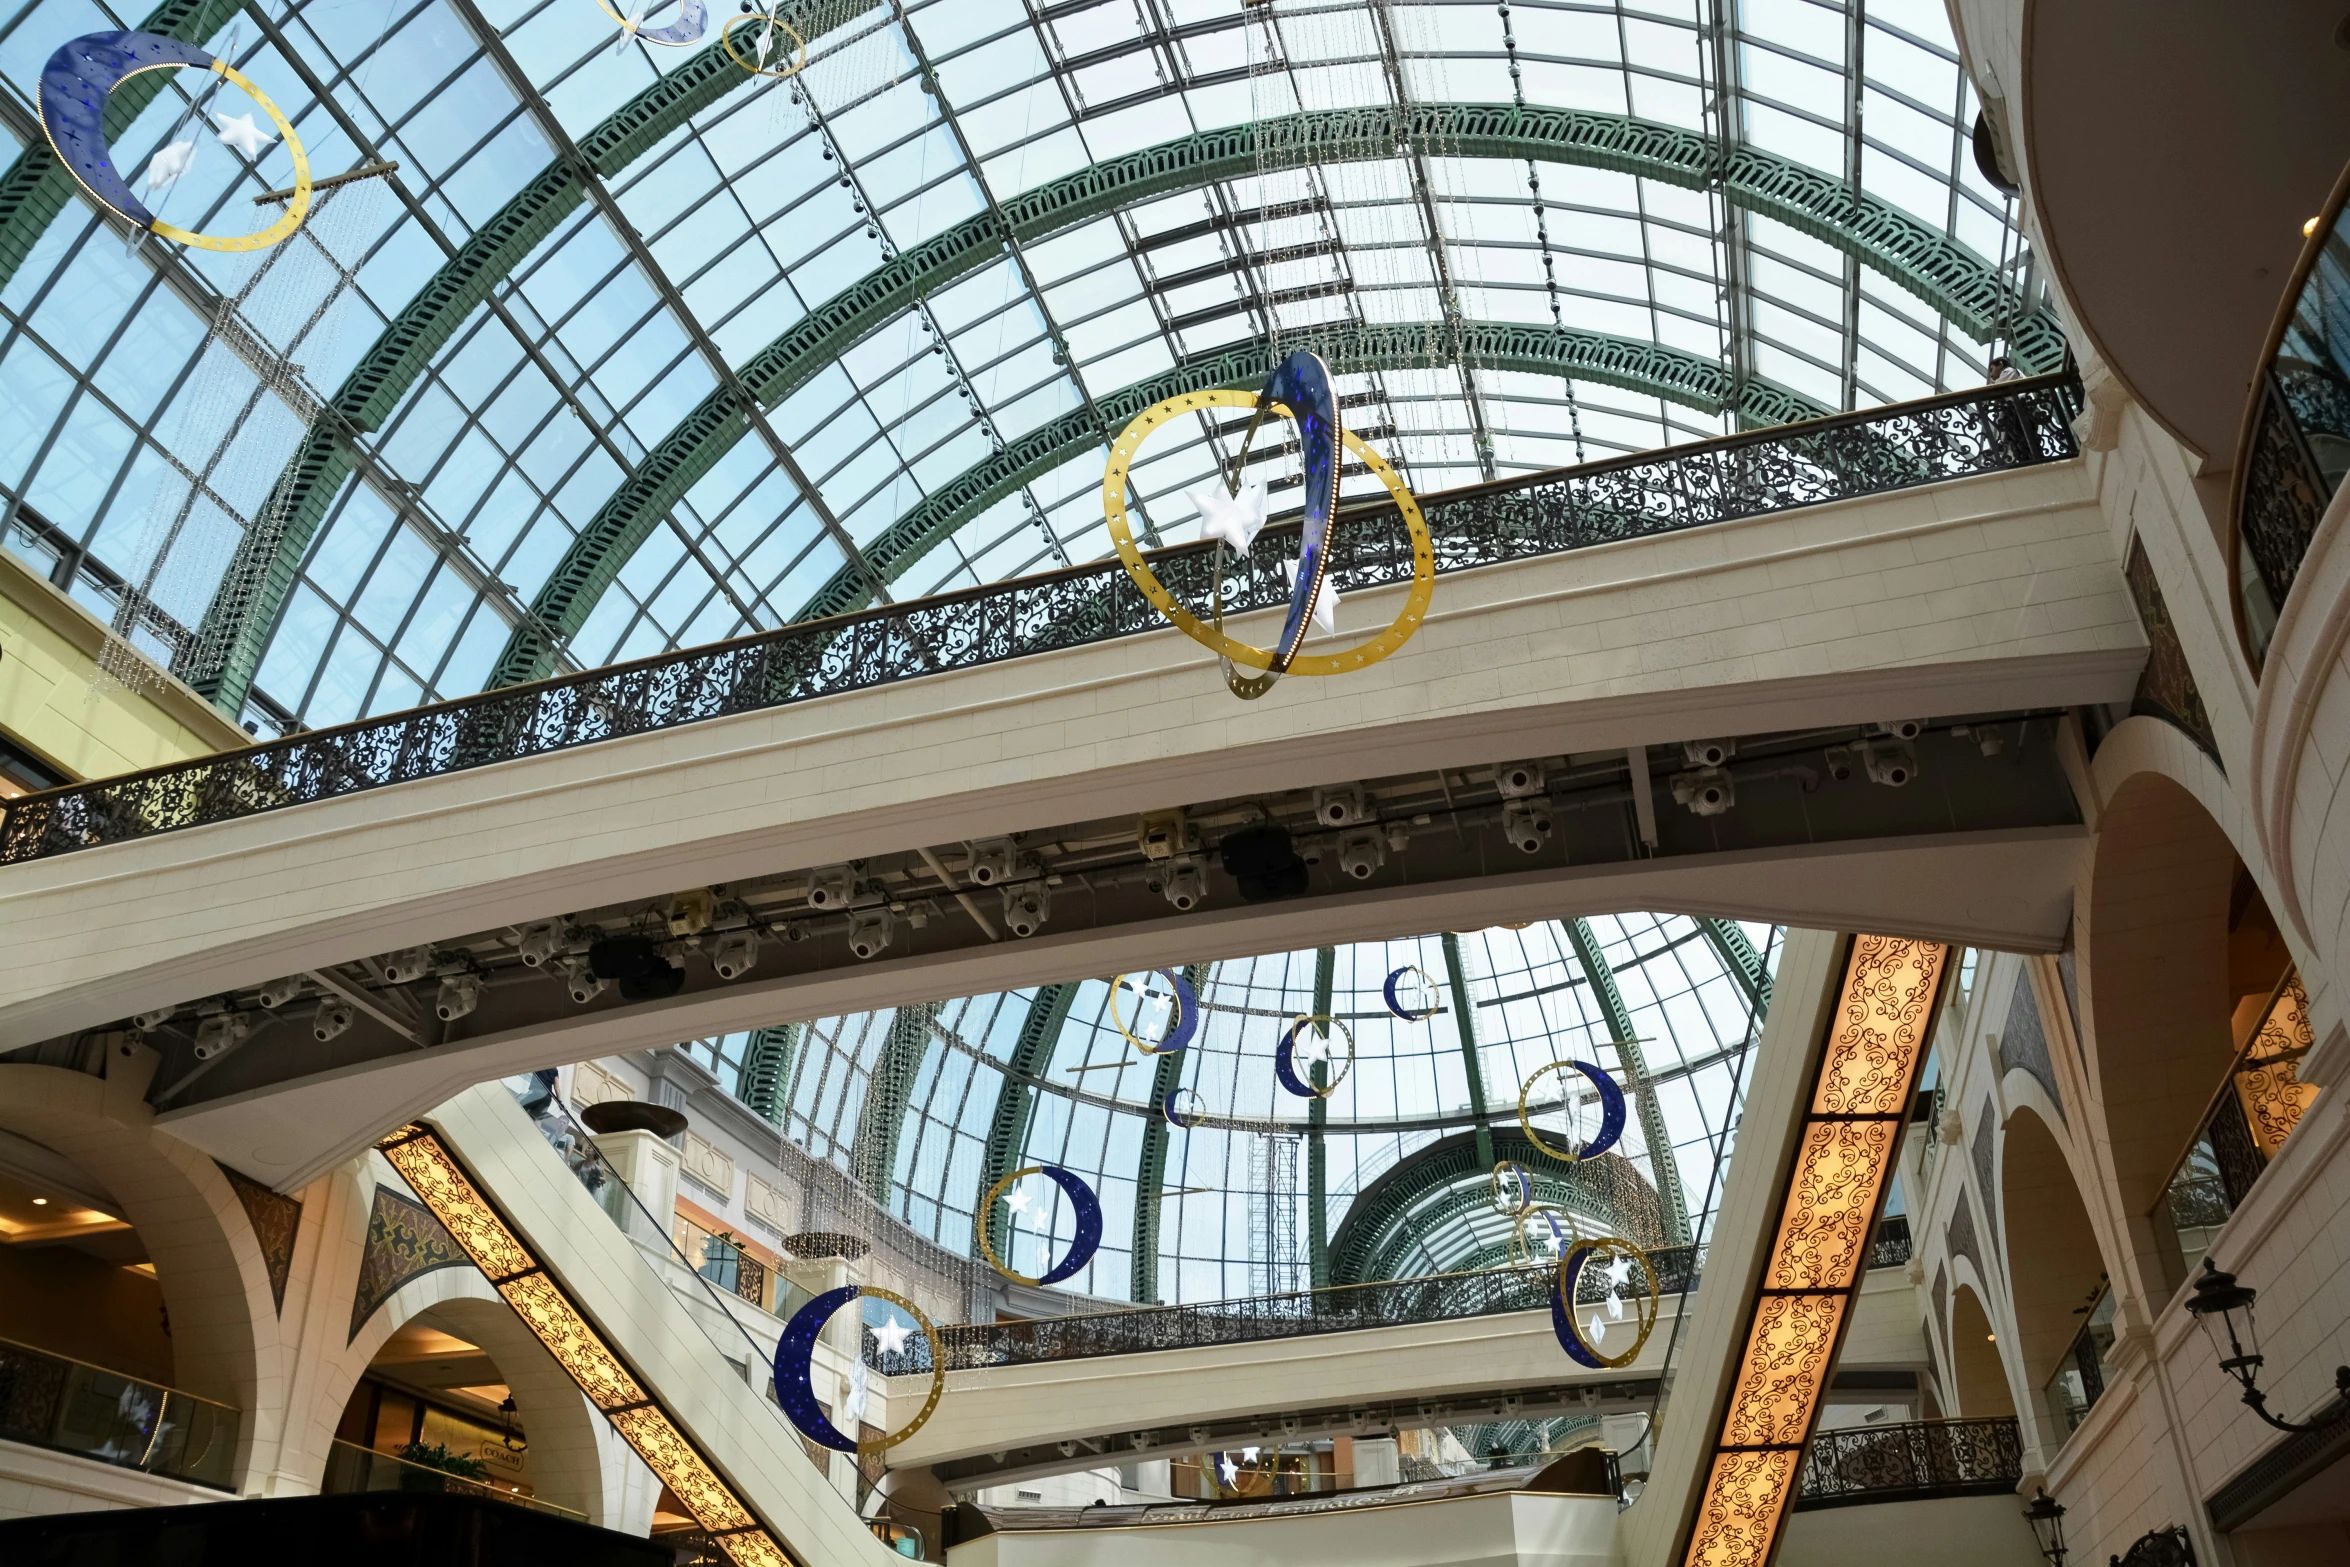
[192, 1012, 251, 1063]
[1493, 760, 1546, 798]
[846, 908, 894, 960]
[1861, 739, 1919, 788]
[1871, 719, 1924, 742]
[1337, 827, 1386, 881]
[517, 922, 561, 967]
[560, 957, 607, 1005]
[1501, 797, 1554, 853]
[804, 865, 856, 911]
[312, 998, 354, 1042]
[1673, 767, 1736, 817]
[254, 976, 303, 1009]
[1682, 738, 1735, 770]
[711, 929, 759, 980]
[1314, 784, 1371, 827]
[380, 946, 437, 984]
[1823, 744, 1854, 782]
[132, 1006, 175, 1031]
[1156, 856, 1207, 912]
[963, 837, 1019, 887]
[434, 973, 480, 1023]
[1001, 883, 1050, 938]
[31, 1197, 47, 1207]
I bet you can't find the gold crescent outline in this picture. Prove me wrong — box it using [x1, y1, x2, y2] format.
[720, 10, 808, 76]
[1553, 1234, 1660, 1370]
[845, 1285, 946, 1456]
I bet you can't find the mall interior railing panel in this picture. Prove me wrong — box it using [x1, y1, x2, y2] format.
[2231, 158, 2350, 668]
[871, 1244, 1701, 1374]
[319, 1436, 584, 1519]
[1869, 1213, 1913, 1269]
[0, 374, 2081, 866]
[0, 1334, 239, 1488]
[1790, 1416, 2022, 1509]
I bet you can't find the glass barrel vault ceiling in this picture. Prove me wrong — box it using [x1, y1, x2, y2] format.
[676, 916, 1783, 1305]
[0, 0, 2034, 735]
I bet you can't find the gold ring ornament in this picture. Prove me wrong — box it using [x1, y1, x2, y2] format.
[39, 32, 311, 253]
[1111, 969, 1198, 1055]
[1101, 390, 1435, 680]
[1510, 1202, 1581, 1267]
[976, 1165, 1103, 1287]
[1274, 1014, 1354, 1099]
[1489, 1159, 1536, 1217]
[1517, 1059, 1629, 1164]
[721, 4, 807, 76]
[1550, 1234, 1660, 1370]
[774, 1284, 945, 1456]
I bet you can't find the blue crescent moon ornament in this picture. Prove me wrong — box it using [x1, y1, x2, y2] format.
[1163, 1086, 1206, 1129]
[977, 1164, 1103, 1287]
[1259, 350, 1341, 677]
[38, 31, 311, 253]
[773, 1283, 946, 1454]
[1273, 1014, 1354, 1099]
[1518, 1059, 1628, 1163]
[1114, 969, 1198, 1055]
[1382, 964, 1441, 1022]
[1547, 1236, 1660, 1371]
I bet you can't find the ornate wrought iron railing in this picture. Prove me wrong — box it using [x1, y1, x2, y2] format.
[1791, 1416, 2022, 1510]
[2231, 158, 2350, 669]
[871, 1246, 1698, 1374]
[0, 373, 2080, 867]
[1870, 1213, 1913, 1270]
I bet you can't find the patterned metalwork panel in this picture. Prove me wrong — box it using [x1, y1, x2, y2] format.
[1869, 1215, 1913, 1271]
[1683, 935, 1949, 1567]
[2237, 973, 2321, 1156]
[1791, 1416, 2021, 1510]
[0, 375, 2079, 866]
[878, 1254, 1695, 1375]
[348, 1187, 467, 1342]
[2238, 369, 2341, 669]
[372, 1125, 793, 1567]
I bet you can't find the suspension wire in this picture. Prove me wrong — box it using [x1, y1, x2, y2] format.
[1497, 1, 1584, 463]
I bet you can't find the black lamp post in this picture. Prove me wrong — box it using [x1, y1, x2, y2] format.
[2023, 1487, 2067, 1567]
[2183, 1257, 2350, 1434]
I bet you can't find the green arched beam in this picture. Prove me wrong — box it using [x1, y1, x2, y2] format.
[1698, 917, 1774, 1014]
[1307, 946, 1335, 1288]
[1326, 1128, 1667, 1286]
[734, 1023, 798, 1125]
[487, 100, 2064, 687]
[977, 983, 1077, 1265]
[1565, 918, 1693, 1247]
[787, 317, 1827, 626]
[0, 0, 249, 289]
[1440, 931, 1500, 1171]
[1130, 963, 1207, 1304]
[847, 1001, 936, 1202]
[192, 0, 878, 715]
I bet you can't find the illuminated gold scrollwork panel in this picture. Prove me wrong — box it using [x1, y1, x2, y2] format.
[1685, 1449, 1799, 1567]
[1763, 1120, 1895, 1290]
[495, 1272, 645, 1409]
[375, 1127, 535, 1280]
[1719, 1294, 1846, 1449]
[2239, 973, 2320, 1155]
[1813, 936, 1942, 1116]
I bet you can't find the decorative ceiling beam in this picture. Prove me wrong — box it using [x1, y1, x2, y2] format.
[1677, 934, 1951, 1567]
[978, 984, 1077, 1266]
[1567, 918, 1694, 1248]
[847, 1002, 937, 1203]
[483, 101, 2060, 687]
[1131, 963, 1208, 1306]
[1699, 918, 1776, 1016]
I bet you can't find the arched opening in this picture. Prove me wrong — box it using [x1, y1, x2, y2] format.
[0, 1064, 270, 1491]
[1999, 1106, 2111, 1446]
[2085, 773, 2300, 1297]
[1948, 1284, 2017, 1419]
[325, 1296, 608, 1524]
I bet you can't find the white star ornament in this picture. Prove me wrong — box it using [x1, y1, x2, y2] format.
[871, 1315, 913, 1355]
[211, 112, 273, 159]
[1004, 1184, 1034, 1217]
[142, 140, 195, 198]
[1586, 1311, 1608, 1345]
[1189, 480, 1269, 554]
[1280, 556, 1339, 636]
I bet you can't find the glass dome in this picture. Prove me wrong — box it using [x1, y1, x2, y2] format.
[673, 914, 1780, 1304]
[0, 0, 2032, 736]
